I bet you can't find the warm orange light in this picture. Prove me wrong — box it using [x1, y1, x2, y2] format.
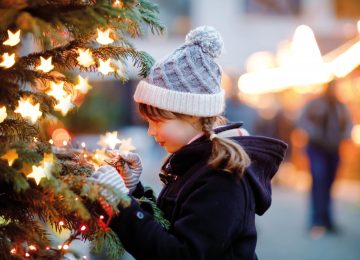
[0, 53, 15, 68]
[245, 51, 276, 73]
[0, 106, 7, 123]
[96, 28, 114, 45]
[351, 125, 360, 145]
[119, 138, 136, 155]
[1, 149, 18, 166]
[75, 75, 92, 94]
[36, 56, 54, 73]
[47, 81, 67, 100]
[238, 25, 332, 95]
[52, 128, 71, 147]
[3, 29, 21, 46]
[98, 58, 115, 75]
[113, 0, 123, 8]
[329, 42, 360, 78]
[27, 165, 47, 185]
[28, 245, 36, 251]
[14, 97, 42, 124]
[77, 48, 95, 67]
[289, 25, 332, 85]
[54, 94, 74, 116]
[98, 131, 122, 149]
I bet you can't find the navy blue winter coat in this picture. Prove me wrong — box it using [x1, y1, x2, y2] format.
[109, 123, 287, 260]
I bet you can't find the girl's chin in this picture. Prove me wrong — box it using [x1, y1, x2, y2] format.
[163, 145, 182, 154]
[159, 143, 173, 152]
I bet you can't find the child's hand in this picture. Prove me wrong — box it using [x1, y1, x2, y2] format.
[88, 165, 130, 228]
[89, 165, 129, 204]
[105, 151, 143, 193]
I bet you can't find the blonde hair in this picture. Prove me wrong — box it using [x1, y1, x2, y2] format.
[138, 103, 251, 179]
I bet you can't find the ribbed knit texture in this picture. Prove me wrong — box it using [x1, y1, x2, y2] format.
[134, 26, 225, 117]
[90, 165, 129, 205]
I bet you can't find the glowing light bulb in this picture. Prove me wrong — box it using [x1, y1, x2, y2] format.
[77, 48, 95, 67]
[27, 165, 47, 185]
[36, 56, 54, 73]
[0, 106, 7, 123]
[47, 81, 67, 100]
[1, 149, 18, 166]
[0, 53, 15, 68]
[74, 75, 92, 94]
[98, 58, 115, 75]
[119, 138, 136, 155]
[98, 131, 122, 149]
[3, 29, 21, 46]
[14, 97, 42, 124]
[54, 94, 74, 116]
[96, 28, 114, 45]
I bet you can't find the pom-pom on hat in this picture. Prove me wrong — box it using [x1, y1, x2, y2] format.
[134, 26, 225, 117]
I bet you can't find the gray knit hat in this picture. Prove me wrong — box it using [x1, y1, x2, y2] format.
[134, 26, 225, 117]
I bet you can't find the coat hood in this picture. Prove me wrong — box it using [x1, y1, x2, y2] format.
[161, 122, 288, 216]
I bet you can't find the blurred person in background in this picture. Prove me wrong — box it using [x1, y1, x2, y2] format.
[298, 80, 353, 238]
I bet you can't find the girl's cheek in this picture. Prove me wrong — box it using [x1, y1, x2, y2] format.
[159, 122, 183, 142]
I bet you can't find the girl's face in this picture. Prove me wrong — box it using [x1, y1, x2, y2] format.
[146, 117, 202, 153]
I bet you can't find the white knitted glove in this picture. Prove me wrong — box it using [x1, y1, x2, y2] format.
[106, 151, 143, 193]
[89, 165, 129, 206]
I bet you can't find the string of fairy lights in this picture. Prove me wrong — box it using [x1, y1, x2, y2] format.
[0, 27, 118, 122]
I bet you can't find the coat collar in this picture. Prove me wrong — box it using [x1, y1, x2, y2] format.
[160, 122, 244, 179]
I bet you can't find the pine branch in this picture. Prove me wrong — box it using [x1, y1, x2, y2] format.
[15, 44, 155, 77]
[0, 119, 40, 145]
[0, 68, 70, 88]
[138, 0, 165, 35]
[0, 219, 53, 258]
[0, 162, 30, 193]
[90, 230, 124, 260]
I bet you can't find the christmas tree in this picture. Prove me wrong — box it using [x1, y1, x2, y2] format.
[0, 0, 164, 259]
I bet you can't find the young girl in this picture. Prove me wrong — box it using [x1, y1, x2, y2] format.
[90, 26, 287, 260]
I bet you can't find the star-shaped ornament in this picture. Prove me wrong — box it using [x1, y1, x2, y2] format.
[77, 48, 95, 67]
[36, 56, 54, 73]
[14, 97, 42, 124]
[98, 58, 115, 75]
[119, 138, 136, 155]
[1, 149, 18, 166]
[3, 30, 21, 46]
[0, 106, 7, 123]
[96, 28, 114, 45]
[0, 53, 15, 68]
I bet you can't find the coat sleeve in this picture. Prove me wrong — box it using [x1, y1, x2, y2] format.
[109, 175, 245, 260]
